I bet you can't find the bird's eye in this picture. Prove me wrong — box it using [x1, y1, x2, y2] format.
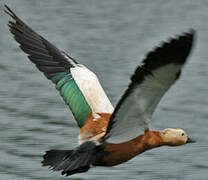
[182, 133, 185, 136]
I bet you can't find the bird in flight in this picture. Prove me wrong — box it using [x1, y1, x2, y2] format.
[5, 5, 195, 177]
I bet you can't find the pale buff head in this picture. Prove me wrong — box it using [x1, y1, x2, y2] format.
[159, 128, 195, 146]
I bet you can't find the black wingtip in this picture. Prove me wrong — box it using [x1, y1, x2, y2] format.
[143, 29, 196, 69]
[181, 28, 196, 43]
[186, 28, 196, 46]
[180, 30, 195, 44]
[163, 29, 195, 52]
[181, 28, 196, 56]
[4, 4, 26, 28]
[4, 4, 15, 18]
[187, 28, 196, 37]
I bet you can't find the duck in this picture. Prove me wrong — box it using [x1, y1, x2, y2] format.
[5, 5, 196, 177]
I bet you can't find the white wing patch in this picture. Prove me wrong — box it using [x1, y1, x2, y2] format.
[106, 64, 181, 144]
[71, 65, 114, 117]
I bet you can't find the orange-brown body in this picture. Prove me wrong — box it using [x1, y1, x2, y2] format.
[79, 113, 111, 143]
[95, 130, 164, 166]
[81, 114, 165, 166]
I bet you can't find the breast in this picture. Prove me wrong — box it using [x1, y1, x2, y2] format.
[95, 136, 145, 166]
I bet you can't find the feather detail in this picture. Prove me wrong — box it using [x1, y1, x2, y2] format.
[5, 5, 113, 128]
[105, 31, 195, 143]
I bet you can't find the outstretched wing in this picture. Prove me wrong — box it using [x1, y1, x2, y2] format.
[5, 5, 113, 128]
[105, 31, 195, 144]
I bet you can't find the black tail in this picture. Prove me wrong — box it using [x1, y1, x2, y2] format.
[41, 141, 105, 176]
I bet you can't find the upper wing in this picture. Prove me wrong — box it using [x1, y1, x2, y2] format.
[105, 31, 195, 144]
[5, 5, 113, 128]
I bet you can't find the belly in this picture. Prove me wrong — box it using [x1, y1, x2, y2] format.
[95, 139, 145, 166]
[94, 130, 163, 166]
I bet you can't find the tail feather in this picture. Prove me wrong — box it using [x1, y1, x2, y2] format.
[42, 149, 73, 168]
[62, 166, 90, 176]
[41, 141, 106, 176]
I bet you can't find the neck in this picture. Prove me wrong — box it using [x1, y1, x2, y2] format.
[137, 130, 165, 152]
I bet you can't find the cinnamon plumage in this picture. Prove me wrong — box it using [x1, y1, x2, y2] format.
[5, 5, 195, 177]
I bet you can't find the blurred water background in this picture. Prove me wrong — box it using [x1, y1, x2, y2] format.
[0, 0, 208, 179]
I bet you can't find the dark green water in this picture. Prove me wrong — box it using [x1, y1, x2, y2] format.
[0, 0, 208, 179]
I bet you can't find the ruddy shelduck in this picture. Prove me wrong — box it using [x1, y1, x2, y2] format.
[5, 5, 196, 176]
